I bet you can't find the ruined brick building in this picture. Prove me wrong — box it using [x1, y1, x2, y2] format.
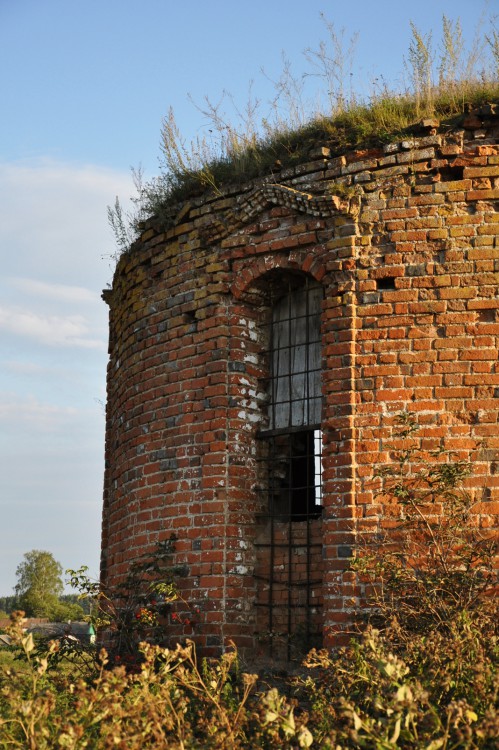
[101, 110, 499, 660]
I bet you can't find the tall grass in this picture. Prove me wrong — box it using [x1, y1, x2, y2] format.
[109, 12, 499, 253]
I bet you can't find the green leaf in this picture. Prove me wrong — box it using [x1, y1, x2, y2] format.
[298, 726, 314, 747]
[282, 709, 296, 736]
[352, 710, 363, 731]
[265, 710, 279, 723]
[425, 739, 445, 750]
[395, 684, 413, 703]
[22, 632, 35, 654]
[389, 717, 401, 744]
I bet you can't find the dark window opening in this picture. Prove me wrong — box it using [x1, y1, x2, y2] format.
[257, 274, 323, 520]
[266, 428, 322, 519]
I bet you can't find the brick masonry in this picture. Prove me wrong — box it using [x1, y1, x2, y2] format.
[101, 111, 499, 659]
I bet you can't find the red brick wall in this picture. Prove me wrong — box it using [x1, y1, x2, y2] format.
[102, 113, 499, 658]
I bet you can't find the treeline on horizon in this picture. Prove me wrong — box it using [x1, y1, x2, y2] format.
[0, 594, 91, 618]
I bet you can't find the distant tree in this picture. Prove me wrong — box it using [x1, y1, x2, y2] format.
[50, 600, 85, 621]
[60, 593, 92, 616]
[0, 596, 19, 615]
[15, 550, 64, 618]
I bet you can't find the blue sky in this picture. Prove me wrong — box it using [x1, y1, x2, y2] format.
[0, 0, 494, 595]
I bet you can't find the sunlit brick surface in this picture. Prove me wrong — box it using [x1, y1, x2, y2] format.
[102, 113, 499, 660]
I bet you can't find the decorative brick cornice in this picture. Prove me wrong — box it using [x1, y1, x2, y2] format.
[200, 183, 359, 243]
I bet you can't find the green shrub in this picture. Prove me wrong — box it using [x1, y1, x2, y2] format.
[298, 413, 498, 747]
[67, 535, 188, 669]
[0, 613, 313, 748]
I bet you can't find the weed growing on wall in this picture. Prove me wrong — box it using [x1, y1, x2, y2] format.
[296, 413, 498, 747]
[109, 13, 499, 252]
[355, 413, 497, 637]
[67, 535, 198, 669]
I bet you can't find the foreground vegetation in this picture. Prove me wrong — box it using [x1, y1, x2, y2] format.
[0, 416, 497, 748]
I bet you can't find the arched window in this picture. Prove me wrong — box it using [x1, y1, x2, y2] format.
[259, 274, 323, 518]
[254, 272, 324, 659]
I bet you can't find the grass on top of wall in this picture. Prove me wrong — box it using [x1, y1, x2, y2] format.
[108, 14, 499, 253]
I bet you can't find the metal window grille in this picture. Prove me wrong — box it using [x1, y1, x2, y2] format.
[259, 276, 323, 517]
[269, 280, 322, 432]
[255, 275, 323, 659]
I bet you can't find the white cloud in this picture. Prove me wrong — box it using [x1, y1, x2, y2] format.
[0, 394, 79, 431]
[3, 360, 55, 376]
[0, 157, 134, 288]
[0, 304, 106, 349]
[9, 277, 100, 304]
[2, 360, 91, 382]
[0, 157, 129, 593]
